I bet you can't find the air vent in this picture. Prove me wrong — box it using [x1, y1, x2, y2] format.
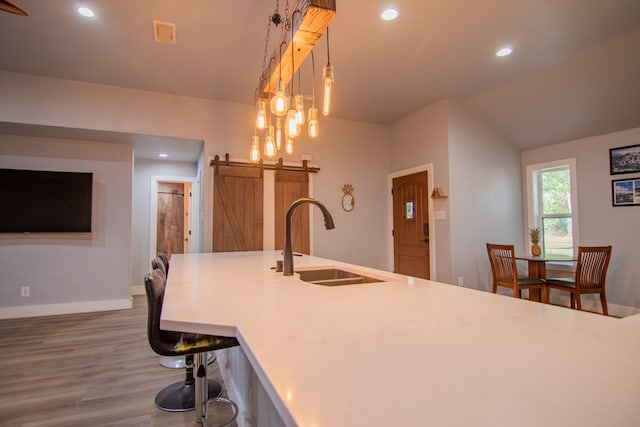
[153, 20, 176, 45]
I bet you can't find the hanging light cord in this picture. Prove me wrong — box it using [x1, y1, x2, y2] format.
[279, 41, 286, 81]
[326, 27, 331, 66]
[290, 10, 300, 97]
[311, 50, 316, 107]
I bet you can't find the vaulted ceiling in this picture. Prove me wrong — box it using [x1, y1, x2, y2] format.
[1, 0, 639, 157]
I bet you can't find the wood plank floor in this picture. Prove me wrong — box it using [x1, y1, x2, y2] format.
[0, 296, 238, 427]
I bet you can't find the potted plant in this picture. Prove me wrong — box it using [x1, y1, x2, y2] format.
[529, 227, 542, 256]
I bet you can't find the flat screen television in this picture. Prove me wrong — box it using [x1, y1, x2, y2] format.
[0, 168, 93, 233]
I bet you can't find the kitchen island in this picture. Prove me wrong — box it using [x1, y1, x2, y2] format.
[161, 251, 640, 426]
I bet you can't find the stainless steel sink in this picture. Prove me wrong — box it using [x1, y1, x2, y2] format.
[296, 268, 383, 286]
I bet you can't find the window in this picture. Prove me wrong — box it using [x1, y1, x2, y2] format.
[526, 159, 579, 258]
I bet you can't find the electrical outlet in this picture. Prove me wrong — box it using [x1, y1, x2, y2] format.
[21, 286, 30, 297]
[457, 277, 464, 287]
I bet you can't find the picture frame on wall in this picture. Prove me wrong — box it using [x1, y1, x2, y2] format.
[609, 144, 640, 175]
[611, 178, 640, 207]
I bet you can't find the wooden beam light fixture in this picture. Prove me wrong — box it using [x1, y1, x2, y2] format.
[256, 0, 336, 101]
[251, 0, 336, 162]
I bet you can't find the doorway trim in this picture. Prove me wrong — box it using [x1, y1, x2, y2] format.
[149, 174, 200, 263]
[388, 163, 435, 278]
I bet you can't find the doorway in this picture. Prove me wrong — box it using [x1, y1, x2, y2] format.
[391, 168, 432, 279]
[156, 181, 190, 258]
[150, 175, 199, 262]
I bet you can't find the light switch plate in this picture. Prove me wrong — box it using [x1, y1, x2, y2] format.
[434, 210, 446, 220]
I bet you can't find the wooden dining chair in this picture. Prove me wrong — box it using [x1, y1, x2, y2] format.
[545, 246, 612, 315]
[486, 243, 547, 302]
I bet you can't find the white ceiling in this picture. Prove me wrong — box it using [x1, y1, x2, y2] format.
[1, 0, 639, 160]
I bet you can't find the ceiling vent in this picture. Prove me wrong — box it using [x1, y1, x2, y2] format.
[153, 20, 176, 45]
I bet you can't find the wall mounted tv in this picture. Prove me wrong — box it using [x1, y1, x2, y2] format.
[0, 168, 93, 233]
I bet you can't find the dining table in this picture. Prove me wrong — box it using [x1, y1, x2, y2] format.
[515, 254, 577, 302]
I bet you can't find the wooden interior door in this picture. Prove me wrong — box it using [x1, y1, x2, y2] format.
[156, 182, 185, 259]
[393, 171, 430, 279]
[213, 165, 263, 252]
[274, 170, 310, 254]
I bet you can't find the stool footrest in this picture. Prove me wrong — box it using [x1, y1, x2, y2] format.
[155, 379, 222, 412]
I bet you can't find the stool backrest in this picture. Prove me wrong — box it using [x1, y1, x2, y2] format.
[151, 257, 166, 276]
[157, 252, 170, 275]
[144, 268, 182, 356]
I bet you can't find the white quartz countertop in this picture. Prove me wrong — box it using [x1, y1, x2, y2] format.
[161, 251, 640, 427]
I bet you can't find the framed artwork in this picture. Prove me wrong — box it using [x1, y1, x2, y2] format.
[609, 144, 640, 175]
[611, 178, 640, 206]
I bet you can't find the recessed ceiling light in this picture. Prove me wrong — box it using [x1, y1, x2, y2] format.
[381, 8, 398, 21]
[77, 7, 95, 18]
[157, 153, 169, 159]
[496, 47, 512, 57]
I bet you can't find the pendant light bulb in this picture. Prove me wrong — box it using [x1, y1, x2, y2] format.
[286, 109, 300, 138]
[322, 64, 334, 116]
[256, 99, 267, 130]
[285, 138, 294, 155]
[295, 94, 305, 125]
[308, 107, 319, 138]
[264, 126, 276, 157]
[250, 135, 260, 162]
[275, 117, 283, 150]
[270, 79, 288, 117]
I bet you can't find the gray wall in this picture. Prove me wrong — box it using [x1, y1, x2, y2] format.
[390, 100, 453, 282]
[132, 159, 199, 291]
[0, 135, 133, 315]
[522, 127, 640, 314]
[0, 71, 391, 316]
[389, 100, 524, 288]
[1, 70, 638, 317]
[448, 100, 524, 292]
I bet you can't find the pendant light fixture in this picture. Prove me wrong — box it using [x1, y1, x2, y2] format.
[275, 117, 283, 150]
[250, 134, 260, 162]
[308, 50, 319, 138]
[256, 98, 267, 130]
[270, 42, 289, 117]
[264, 125, 276, 157]
[322, 27, 334, 117]
[295, 73, 305, 125]
[251, 0, 336, 160]
[284, 15, 301, 141]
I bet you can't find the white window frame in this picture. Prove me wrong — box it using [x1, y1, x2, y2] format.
[525, 158, 579, 262]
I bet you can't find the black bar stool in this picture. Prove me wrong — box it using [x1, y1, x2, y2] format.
[144, 268, 239, 425]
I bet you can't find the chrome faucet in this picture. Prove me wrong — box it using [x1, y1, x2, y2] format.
[283, 198, 335, 276]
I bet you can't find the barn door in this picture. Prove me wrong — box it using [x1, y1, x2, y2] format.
[392, 171, 430, 279]
[274, 170, 310, 254]
[156, 182, 186, 259]
[213, 165, 263, 252]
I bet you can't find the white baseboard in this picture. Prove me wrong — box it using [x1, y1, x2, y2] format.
[608, 302, 640, 318]
[0, 298, 132, 320]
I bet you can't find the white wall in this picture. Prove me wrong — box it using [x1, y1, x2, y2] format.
[448, 101, 524, 291]
[522, 127, 640, 313]
[0, 135, 133, 317]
